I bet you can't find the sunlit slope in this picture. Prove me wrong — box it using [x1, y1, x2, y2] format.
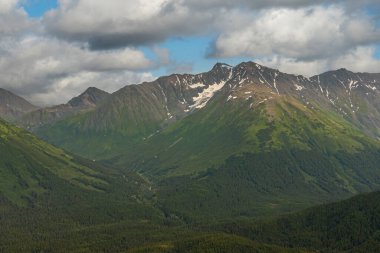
[112, 83, 380, 220]
[0, 117, 109, 205]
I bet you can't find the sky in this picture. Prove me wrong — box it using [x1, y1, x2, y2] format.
[0, 0, 379, 105]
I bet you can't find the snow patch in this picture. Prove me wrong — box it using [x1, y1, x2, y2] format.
[258, 71, 272, 89]
[190, 81, 226, 109]
[257, 98, 268, 105]
[189, 82, 205, 89]
[175, 76, 180, 85]
[294, 84, 304, 91]
[273, 72, 280, 94]
[365, 84, 377, 91]
[168, 137, 183, 149]
[239, 78, 247, 85]
[318, 85, 323, 93]
[221, 63, 232, 69]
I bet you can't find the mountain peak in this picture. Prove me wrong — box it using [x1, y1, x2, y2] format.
[212, 62, 232, 71]
[83, 86, 106, 94]
[68, 87, 110, 107]
[333, 67, 353, 75]
[0, 88, 38, 121]
[0, 88, 23, 98]
[317, 67, 354, 77]
[235, 61, 278, 72]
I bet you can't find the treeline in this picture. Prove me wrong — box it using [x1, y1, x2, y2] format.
[126, 233, 313, 253]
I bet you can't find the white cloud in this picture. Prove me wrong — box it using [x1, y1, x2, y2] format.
[0, 0, 171, 106]
[256, 57, 328, 77]
[0, 0, 18, 13]
[212, 6, 379, 60]
[25, 71, 155, 106]
[0, 0, 33, 35]
[44, 0, 210, 49]
[331, 47, 380, 73]
[45, 0, 337, 50]
[0, 36, 156, 105]
[256, 46, 380, 77]
[208, 5, 380, 77]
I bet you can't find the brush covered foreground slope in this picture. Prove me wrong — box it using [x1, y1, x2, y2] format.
[127, 191, 380, 252]
[222, 190, 380, 253]
[0, 116, 107, 206]
[0, 117, 168, 252]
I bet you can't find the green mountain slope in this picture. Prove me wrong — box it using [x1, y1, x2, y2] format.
[134, 97, 380, 221]
[106, 63, 380, 221]
[114, 92, 376, 178]
[28, 62, 380, 222]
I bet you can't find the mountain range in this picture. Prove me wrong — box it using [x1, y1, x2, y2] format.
[10, 62, 379, 160]
[2, 61, 380, 252]
[20, 87, 110, 130]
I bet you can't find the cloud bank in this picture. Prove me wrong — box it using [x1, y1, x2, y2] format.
[0, 0, 379, 105]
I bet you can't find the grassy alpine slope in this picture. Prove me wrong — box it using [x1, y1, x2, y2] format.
[111, 89, 380, 221]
